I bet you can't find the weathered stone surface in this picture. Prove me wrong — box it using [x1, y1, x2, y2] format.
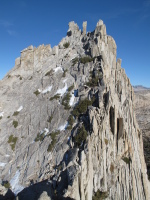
[95, 19, 107, 42]
[0, 20, 149, 200]
[82, 21, 87, 35]
[52, 46, 58, 55]
[134, 86, 150, 180]
[68, 21, 79, 35]
[0, 184, 9, 197]
[0, 184, 15, 200]
[15, 57, 21, 67]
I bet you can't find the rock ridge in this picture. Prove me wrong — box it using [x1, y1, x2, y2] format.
[0, 20, 149, 200]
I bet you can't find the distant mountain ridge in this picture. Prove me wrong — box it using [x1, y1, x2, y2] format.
[133, 85, 150, 91]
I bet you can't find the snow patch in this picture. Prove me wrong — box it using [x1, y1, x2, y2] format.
[54, 66, 63, 73]
[0, 162, 6, 167]
[0, 112, 4, 117]
[43, 128, 49, 135]
[58, 122, 68, 131]
[42, 86, 52, 94]
[69, 93, 75, 106]
[17, 106, 23, 112]
[38, 89, 41, 93]
[10, 170, 24, 195]
[67, 136, 71, 142]
[56, 83, 67, 96]
[40, 128, 49, 135]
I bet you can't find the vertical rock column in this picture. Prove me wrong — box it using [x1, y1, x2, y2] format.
[83, 21, 87, 35]
[20, 45, 34, 76]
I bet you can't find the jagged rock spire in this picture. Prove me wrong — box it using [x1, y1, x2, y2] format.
[67, 21, 79, 36]
[82, 21, 87, 35]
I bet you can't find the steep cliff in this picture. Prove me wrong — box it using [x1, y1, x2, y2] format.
[134, 86, 150, 180]
[0, 20, 149, 200]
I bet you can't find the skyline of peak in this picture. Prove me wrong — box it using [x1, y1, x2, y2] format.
[0, 0, 150, 87]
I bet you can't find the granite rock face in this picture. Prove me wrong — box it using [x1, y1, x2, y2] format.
[0, 20, 150, 200]
[134, 86, 150, 180]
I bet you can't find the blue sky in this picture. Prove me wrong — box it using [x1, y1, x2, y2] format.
[0, 0, 150, 87]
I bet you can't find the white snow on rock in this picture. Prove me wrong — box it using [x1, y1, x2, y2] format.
[42, 86, 52, 94]
[56, 83, 67, 96]
[58, 122, 68, 131]
[38, 89, 41, 93]
[41, 128, 49, 135]
[0, 162, 6, 167]
[54, 66, 63, 73]
[0, 112, 4, 117]
[69, 93, 75, 106]
[17, 106, 23, 112]
[69, 90, 79, 106]
[10, 170, 24, 195]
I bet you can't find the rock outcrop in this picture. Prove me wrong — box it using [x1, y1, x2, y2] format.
[0, 184, 15, 200]
[38, 192, 51, 200]
[0, 20, 149, 200]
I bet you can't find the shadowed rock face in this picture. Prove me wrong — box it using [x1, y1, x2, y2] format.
[0, 20, 150, 200]
[134, 86, 150, 180]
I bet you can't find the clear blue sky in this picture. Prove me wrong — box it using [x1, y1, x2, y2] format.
[0, 0, 150, 87]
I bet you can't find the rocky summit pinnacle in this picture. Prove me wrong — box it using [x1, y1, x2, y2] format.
[0, 20, 150, 200]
